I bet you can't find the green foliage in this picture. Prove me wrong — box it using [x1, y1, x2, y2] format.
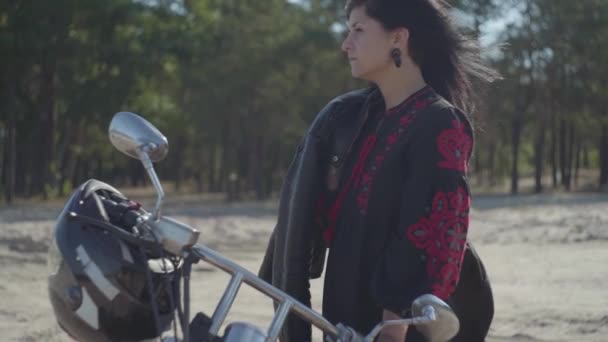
[0, 0, 352, 200]
[1, 0, 606, 201]
[455, 0, 608, 192]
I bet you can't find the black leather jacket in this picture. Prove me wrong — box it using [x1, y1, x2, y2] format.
[258, 87, 375, 340]
[258, 88, 493, 341]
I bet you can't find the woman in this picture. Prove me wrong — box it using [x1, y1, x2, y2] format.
[259, 0, 498, 341]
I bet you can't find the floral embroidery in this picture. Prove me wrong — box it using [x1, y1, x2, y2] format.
[414, 98, 428, 110]
[406, 186, 470, 299]
[387, 132, 398, 145]
[355, 114, 414, 213]
[356, 91, 438, 214]
[437, 119, 472, 172]
[385, 86, 433, 116]
[323, 86, 440, 243]
[324, 135, 377, 244]
[432, 263, 460, 299]
[400, 115, 412, 126]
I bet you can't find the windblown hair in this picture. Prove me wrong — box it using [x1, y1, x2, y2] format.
[346, 0, 500, 113]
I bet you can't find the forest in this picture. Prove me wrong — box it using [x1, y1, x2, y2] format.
[1, 0, 606, 203]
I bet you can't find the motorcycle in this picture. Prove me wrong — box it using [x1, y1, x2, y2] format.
[100, 111, 460, 342]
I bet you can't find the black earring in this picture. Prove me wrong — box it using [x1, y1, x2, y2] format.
[391, 48, 402, 68]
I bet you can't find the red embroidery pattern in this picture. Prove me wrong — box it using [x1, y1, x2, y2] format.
[406, 186, 470, 299]
[437, 119, 472, 172]
[356, 91, 438, 214]
[385, 86, 433, 116]
[323, 86, 439, 243]
[356, 115, 415, 213]
[323, 135, 377, 244]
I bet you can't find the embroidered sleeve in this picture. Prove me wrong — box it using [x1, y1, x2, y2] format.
[371, 107, 474, 316]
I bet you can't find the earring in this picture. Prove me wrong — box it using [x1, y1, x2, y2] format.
[391, 48, 402, 68]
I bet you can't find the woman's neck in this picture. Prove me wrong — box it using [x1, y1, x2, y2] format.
[374, 62, 427, 110]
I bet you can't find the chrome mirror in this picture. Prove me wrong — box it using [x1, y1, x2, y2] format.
[412, 294, 460, 342]
[108, 111, 168, 162]
[364, 294, 459, 342]
[108, 111, 168, 220]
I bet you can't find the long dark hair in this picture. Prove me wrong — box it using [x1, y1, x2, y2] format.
[345, 0, 500, 113]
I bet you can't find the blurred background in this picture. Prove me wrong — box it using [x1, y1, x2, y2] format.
[1, 2, 608, 341]
[1, 0, 607, 204]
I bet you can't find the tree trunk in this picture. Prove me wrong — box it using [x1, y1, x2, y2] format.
[248, 138, 258, 199]
[233, 138, 249, 202]
[564, 122, 575, 190]
[67, 120, 86, 195]
[473, 147, 481, 186]
[246, 135, 265, 200]
[173, 136, 185, 192]
[550, 114, 558, 188]
[574, 140, 581, 188]
[533, 125, 546, 193]
[559, 118, 567, 188]
[38, 61, 57, 199]
[97, 159, 104, 180]
[219, 146, 228, 194]
[5, 117, 16, 203]
[265, 142, 280, 198]
[599, 124, 608, 189]
[194, 147, 206, 193]
[20, 131, 34, 198]
[72, 157, 83, 189]
[218, 122, 230, 193]
[55, 120, 76, 197]
[205, 144, 216, 192]
[254, 136, 268, 200]
[582, 143, 589, 169]
[0, 124, 4, 194]
[511, 118, 523, 194]
[82, 159, 90, 182]
[487, 143, 496, 186]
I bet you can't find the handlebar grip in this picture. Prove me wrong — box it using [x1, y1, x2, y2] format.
[101, 196, 142, 229]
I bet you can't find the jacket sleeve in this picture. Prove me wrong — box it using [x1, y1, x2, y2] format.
[258, 101, 334, 342]
[371, 107, 474, 316]
[257, 139, 302, 283]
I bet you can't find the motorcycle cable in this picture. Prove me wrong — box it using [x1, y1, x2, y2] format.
[138, 222, 194, 342]
[139, 223, 183, 342]
[181, 254, 196, 342]
[66, 211, 161, 252]
[138, 246, 164, 338]
[67, 211, 185, 340]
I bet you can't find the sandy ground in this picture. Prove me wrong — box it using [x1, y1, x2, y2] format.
[1, 192, 607, 342]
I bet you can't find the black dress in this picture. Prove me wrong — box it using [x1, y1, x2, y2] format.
[318, 86, 486, 341]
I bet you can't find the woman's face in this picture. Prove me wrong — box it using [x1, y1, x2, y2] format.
[342, 6, 394, 81]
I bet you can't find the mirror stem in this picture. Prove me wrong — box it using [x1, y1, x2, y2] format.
[422, 305, 436, 321]
[137, 147, 165, 221]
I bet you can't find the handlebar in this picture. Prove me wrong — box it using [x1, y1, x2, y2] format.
[105, 111, 458, 342]
[190, 244, 341, 341]
[141, 213, 440, 342]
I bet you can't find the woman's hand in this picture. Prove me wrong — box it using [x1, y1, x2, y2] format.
[377, 309, 408, 341]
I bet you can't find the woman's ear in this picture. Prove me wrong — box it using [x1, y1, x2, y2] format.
[393, 27, 410, 49]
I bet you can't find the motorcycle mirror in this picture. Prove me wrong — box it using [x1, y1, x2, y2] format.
[108, 111, 168, 162]
[109, 111, 168, 220]
[411, 294, 460, 342]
